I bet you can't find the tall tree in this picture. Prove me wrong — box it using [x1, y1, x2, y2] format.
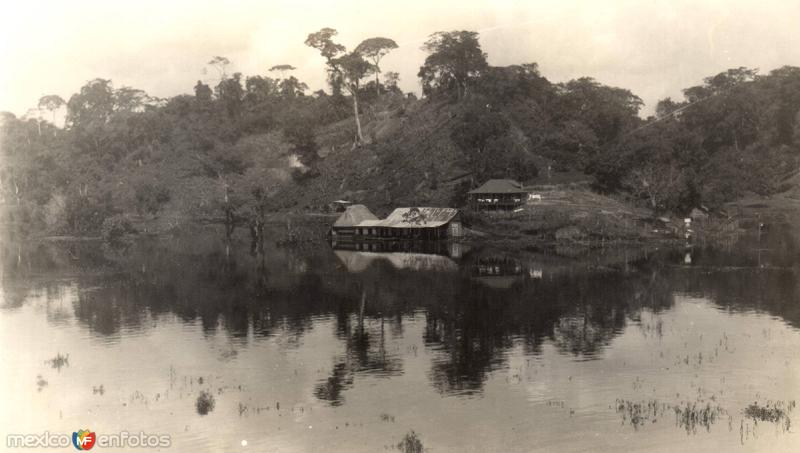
[305, 28, 369, 145]
[305, 28, 347, 95]
[332, 52, 371, 144]
[268, 64, 297, 79]
[207, 56, 231, 99]
[355, 37, 398, 95]
[207, 56, 231, 81]
[418, 31, 488, 100]
[37, 95, 65, 133]
[66, 78, 115, 130]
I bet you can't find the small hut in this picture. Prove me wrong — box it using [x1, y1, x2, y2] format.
[329, 200, 353, 212]
[468, 179, 528, 211]
[331, 204, 378, 236]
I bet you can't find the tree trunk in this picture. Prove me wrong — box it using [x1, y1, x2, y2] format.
[375, 72, 380, 97]
[352, 92, 364, 145]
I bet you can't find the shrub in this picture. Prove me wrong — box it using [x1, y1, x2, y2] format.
[195, 391, 215, 415]
[397, 431, 423, 453]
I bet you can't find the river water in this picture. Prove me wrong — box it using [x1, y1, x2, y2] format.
[1, 223, 799, 452]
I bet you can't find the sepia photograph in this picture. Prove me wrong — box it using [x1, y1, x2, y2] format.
[2, 0, 800, 451]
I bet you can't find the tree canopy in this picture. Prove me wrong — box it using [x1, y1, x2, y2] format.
[3, 31, 800, 242]
[418, 31, 488, 99]
[355, 37, 399, 95]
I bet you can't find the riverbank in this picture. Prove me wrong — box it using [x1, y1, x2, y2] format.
[462, 185, 665, 249]
[3, 182, 794, 251]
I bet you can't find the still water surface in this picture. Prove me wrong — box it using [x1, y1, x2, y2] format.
[1, 224, 799, 452]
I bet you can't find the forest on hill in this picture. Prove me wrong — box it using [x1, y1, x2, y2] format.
[1, 28, 799, 240]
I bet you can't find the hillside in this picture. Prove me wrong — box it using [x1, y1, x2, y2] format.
[276, 97, 470, 213]
[2, 58, 800, 242]
[270, 94, 587, 215]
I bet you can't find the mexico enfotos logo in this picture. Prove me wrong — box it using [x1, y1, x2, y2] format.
[6, 429, 171, 449]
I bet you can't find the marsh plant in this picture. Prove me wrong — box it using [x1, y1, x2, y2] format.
[615, 398, 726, 434]
[673, 402, 726, 434]
[615, 399, 670, 429]
[47, 353, 69, 371]
[397, 430, 424, 453]
[744, 400, 795, 431]
[196, 390, 216, 415]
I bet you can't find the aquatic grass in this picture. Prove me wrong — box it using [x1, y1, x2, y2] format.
[615, 399, 669, 429]
[397, 431, 423, 453]
[744, 400, 795, 431]
[47, 353, 69, 371]
[196, 390, 215, 415]
[674, 402, 725, 434]
[615, 398, 725, 434]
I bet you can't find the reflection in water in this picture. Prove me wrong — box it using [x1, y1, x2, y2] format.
[316, 292, 404, 406]
[2, 223, 800, 451]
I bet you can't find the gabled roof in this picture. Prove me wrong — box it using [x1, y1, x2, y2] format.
[333, 204, 378, 227]
[371, 207, 459, 229]
[468, 179, 526, 194]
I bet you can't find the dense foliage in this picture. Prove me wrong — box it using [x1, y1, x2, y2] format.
[589, 66, 800, 211]
[2, 30, 798, 240]
[0, 70, 350, 236]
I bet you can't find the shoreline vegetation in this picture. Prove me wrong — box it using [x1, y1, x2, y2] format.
[2, 181, 794, 252]
[3, 167, 798, 250]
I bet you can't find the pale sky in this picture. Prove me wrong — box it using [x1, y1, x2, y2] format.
[1, 0, 799, 118]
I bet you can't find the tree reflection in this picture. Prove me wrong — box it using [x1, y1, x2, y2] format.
[422, 264, 674, 395]
[3, 223, 800, 402]
[316, 289, 403, 406]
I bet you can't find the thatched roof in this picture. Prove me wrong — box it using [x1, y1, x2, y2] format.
[333, 204, 378, 227]
[468, 179, 526, 194]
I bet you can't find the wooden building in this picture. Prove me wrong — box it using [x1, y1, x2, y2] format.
[467, 179, 528, 211]
[332, 206, 463, 240]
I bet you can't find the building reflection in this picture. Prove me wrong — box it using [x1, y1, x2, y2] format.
[1, 223, 799, 402]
